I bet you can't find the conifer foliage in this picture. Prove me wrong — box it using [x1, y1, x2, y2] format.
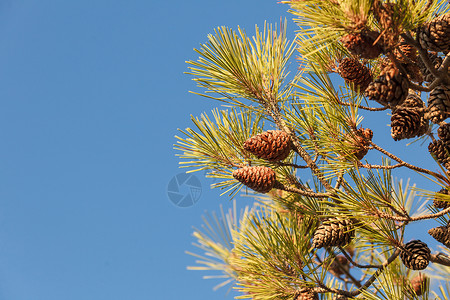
[176, 0, 450, 299]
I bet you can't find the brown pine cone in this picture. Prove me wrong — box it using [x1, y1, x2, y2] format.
[428, 139, 450, 169]
[232, 166, 276, 193]
[343, 128, 373, 160]
[428, 225, 450, 248]
[394, 39, 417, 63]
[400, 240, 431, 270]
[340, 30, 383, 59]
[433, 188, 450, 209]
[391, 107, 428, 140]
[243, 130, 291, 161]
[419, 13, 450, 52]
[365, 64, 408, 108]
[401, 93, 424, 109]
[438, 123, 450, 142]
[312, 218, 354, 248]
[410, 273, 428, 296]
[329, 255, 350, 276]
[425, 85, 450, 124]
[337, 57, 373, 92]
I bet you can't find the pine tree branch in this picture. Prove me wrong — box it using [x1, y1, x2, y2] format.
[264, 97, 336, 193]
[312, 249, 401, 298]
[274, 181, 332, 198]
[430, 253, 450, 267]
[339, 247, 384, 269]
[370, 141, 450, 184]
[325, 248, 362, 288]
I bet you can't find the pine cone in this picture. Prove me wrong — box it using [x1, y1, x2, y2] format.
[295, 289, 319, 300]
[394, 39, 417, 64]
[419, 13, 450, 52]
[400, 240, 431, 270]
[438, 123, 450, 142]
[433, 188, 450, 209]
[312, 218, 354, 248]
[391, 107, 428, 140]
[410, 273, 428, 296]
[365, 64, 409, 108]
[401, 93, 424, 109]
[418, 51, 443, 83]
[428, 226, 450, 248]
[428, 139, 450, 169]
[343, 128, 373, 160]
[337, 57, 373, 92]
[425, 85, 450, 124]
[340, 30, 383, 59]
[243, 130, 291, 161]
[329, 255, 349, 276]
[232, 166, 276, 193]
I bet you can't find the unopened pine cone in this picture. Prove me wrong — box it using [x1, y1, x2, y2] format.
[425, 85, 450, 123]
[243, 130, 291, 161]
[410, 273, 428, 296]
[365, 64, 408, 108]
[232, 166, 276, 193]
[400, 240, 431, 270]
[433, 188, 450, 209]
[438, 123, 450, 142]
[344, 128, 373, 160]
[337, 57, 373, 92]
[340, 30, 383, 59]
[312, 218, 354, 248]
[428, 226, 450, 248]
[419, 13, 450, 52]
[428, 139, 450, 169]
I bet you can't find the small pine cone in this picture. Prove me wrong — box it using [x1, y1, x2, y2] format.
[419, 13, 450, 52]
[438, 123, 450, 142]
[365, 65, 409, 108]
[312, 218, 354, 248]
[295, 289, 319, 300]
[401, 93, 424, 109]
[343, 128, 373, 160]
[395, 39, 417, 63]
[410, 273, 428, 296]
[340, 30, 383, 59]
[425, 85, 450, 123]
[232, 166, 276, 193]
[433, 188, 450, 209]
[428, 139, 450, 169]
[418, 51, 443, 83]
[400, 240, 431, 270]
[391, 107, 429, 140]
[337, 57, 373, 92]
[243, 130, 291, 161]
[329, 255, 349, 276]
[428, 226, 450, 248]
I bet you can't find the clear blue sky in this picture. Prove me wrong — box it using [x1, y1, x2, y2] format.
[0, 1, 442, 300]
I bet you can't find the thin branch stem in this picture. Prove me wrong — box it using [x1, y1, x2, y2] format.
[370, 141, 450, 184]
[339, 247, 383, 269]
[274, 181, 332, 198]
[430, 253, 450, 267]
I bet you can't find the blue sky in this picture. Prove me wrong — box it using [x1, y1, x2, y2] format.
[0, 1, 444, 300]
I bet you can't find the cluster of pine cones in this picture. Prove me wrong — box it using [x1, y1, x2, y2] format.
[338, 12, 449, 144]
